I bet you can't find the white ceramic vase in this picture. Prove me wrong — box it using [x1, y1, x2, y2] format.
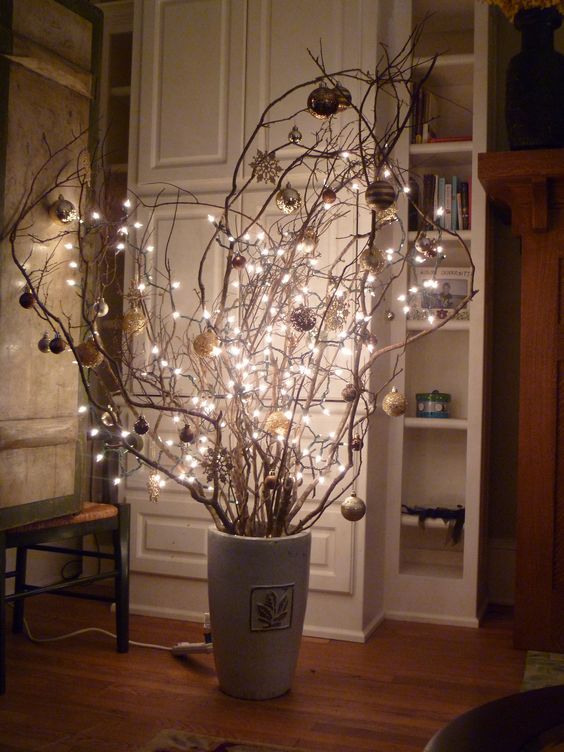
[207, 527, 312, 700]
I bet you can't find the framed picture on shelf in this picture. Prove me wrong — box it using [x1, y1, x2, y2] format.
[409, 267, 471, 320]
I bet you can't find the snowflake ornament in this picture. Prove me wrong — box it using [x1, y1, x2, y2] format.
[250, 149, 282, 184]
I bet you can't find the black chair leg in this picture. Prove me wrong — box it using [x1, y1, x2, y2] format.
[0, 531, 7, 695]
[12, 548, 27, 634]
[113, 504, 130, 653]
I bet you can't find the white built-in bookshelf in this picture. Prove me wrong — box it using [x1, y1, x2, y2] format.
[384, 0, 489, 626]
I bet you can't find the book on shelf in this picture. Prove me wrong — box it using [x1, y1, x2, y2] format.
[410, 85, 438, 144]
[411, 174, 471, 231]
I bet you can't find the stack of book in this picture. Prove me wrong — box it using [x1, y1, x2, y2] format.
[409, 174, 470, 232]
[411, 85, 438, 144]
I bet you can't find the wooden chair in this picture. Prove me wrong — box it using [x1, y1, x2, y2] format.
[0, 501, 130, 694]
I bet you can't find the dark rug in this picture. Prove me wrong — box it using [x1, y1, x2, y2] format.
[137, 730, 307, 752]
[522, 651, 564, 692]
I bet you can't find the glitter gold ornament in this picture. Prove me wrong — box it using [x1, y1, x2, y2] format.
[193, 330, 219, 357]
[249, 149, 282, 184]
[75, 339, 104, 368]
[360, 245, 387, 274]
[341, 383, 359, 402]
[49, 194, 78, 225]
[340, 492, 366, 522]
[289, 304, 317, 332]
[334, 83, 352, 111]
[325, 296, 349, 331]
[123, 304, 146, 336]
[147, 471, 160, 504]
[365, 180, 395, 211]
[265, 410, 290, 436]
[307, 83, 339, 119]
[275, 183, 302, 214]
[382, 386, 407, 417]
[374, 204, 398, 227]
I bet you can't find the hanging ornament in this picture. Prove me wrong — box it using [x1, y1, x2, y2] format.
[351, 435, 363, 451]
[415, 233, 439, 259]
[93, 297, 109, 317]
[265, 410, 290, 436]
[289, 304, 317, 332]
[362, 332, 379, 349]
[307, 83, 339, 119]
[37, 332, 50, 353]
[100, 411, 115, 427]
[264, 474, 278, 491]
[341, 384, 359, 402]
[275, 183, 302, 214]
[321, 186, 337, 205]
[231, 253, 246, 269]
[122, 304, 146, 336]
[365, 180, 396, 211]
[385, 309, 395, 321]
[382, 387, 407, 417]
[249, 149, 282, 184]
[325, 296, 349, 331]
[49, 332, 66, 354]
[48, 194, 78, 225]
[373, 204, 398, 227]
[179, 424, 196, 443]
[134, 415, 149, 435]
[340, 492, 366, 522]
[19, 288, 35, 309]
[298, 228, 318, 253]
[193, 329, 219, 357]
[147, 471, 161, 504]
[360, 245, 387, 274]
[288, 124, 302, 144]
[125, 432, 144, 451]
[334, 83, 352, 111]
[75, 339, 104, 368]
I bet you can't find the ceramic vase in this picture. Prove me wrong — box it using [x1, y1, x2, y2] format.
[207, 527, 311, 700]
[505, 7, 564, 150]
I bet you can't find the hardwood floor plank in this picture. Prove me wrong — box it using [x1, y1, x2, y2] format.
[0, 598, 525, 752]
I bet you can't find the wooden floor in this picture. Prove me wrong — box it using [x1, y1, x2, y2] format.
[0, 598, 525, 752]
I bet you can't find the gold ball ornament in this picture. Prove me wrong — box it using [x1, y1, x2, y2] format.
[123, 305, 146, 336]
[325, 297, 349, 331]
[276, 183, 302, 215]
[360, 245, 387, 274]
[382, 387, 407, 417]
[334, 83, 352, 112]
[340, 492, 366, 522]
[265, 410, 290, 436]
[193, 330, 219, 358]
[147, 471, 161, 504]
[307, 83, 339, 119]
[75, 339, 104, 368]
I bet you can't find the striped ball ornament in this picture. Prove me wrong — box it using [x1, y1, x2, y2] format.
[365, 180, 396, 211]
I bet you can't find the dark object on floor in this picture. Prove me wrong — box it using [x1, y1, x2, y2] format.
[424, 685, 564, 751]
[0, 501, 130, 694]
[137, 729, 310, 751]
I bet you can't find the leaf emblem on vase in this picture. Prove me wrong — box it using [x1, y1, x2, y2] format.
[256, 590, 289, 629]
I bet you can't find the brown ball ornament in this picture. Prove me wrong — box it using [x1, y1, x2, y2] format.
[19, 289, 35, 309]
[193, 330, 219, 357]
[360, 245, 387, 274]
[231, 253, 246, 269]
[75, 339, 104, 368]
[276, 183, 302, 215]
[49, 333, 67, 354]
[365, 180, 396, 211]
[341, 384, 359, 402]
[179, 424, 195, 443]
[382, 387, 407, 417]
[134, 415, 150, 435]
[265, 410, 290, 436]
[264, 474, 278, 491]
[289, 305, 317, 332]
[321, 186, 337, 204]
[334, 83, 352, 112]
[307, 84, 339, 119]
[340, 492, 366, 522]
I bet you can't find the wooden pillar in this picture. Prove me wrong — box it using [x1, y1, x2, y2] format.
[479, 150, 564, 651]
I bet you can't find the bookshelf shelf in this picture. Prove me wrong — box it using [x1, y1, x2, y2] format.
[406, 318, 470, 332]
[414, 53, 474, 85]
[404, 417, 468, 430]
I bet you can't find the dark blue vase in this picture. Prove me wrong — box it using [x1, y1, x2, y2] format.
[506, 7, 564, 150]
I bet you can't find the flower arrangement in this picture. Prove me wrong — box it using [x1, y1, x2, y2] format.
[485, 0, 564, 19]
[4, 35, 474, 538]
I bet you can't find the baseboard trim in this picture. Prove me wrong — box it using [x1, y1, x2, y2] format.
[130, 602, 205, 623]
[384, 610, 480, 628]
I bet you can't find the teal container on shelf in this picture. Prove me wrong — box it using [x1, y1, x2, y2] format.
[416, 390, 451, 418]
